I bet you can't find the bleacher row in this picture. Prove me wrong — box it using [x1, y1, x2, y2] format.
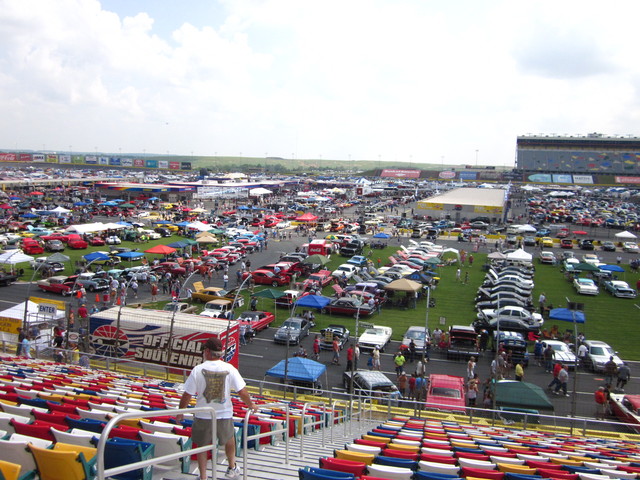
[300, 417, 640, 480]
[0, 356, 346, 480]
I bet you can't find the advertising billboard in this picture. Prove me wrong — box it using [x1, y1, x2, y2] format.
[573, 175, 594, 184]
[381, 169, 421, 179]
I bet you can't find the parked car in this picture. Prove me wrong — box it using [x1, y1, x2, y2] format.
[152, 262, 186, 277]
[321, 297, 374, 318]
[358, 325, 393, 352]
[623, 242, 639, 253]
[401, 326, 430, 354]
[447, 325, 480, 360]
[88, 236, 106, 246]
[331, 264, 359, 279]
[425, 374, 466, 412]
[542, 340, 577, 369]
[583, 340, 624, 373]
[579, 239, 595, 250]
[493, 331, 529, 366]
[602, 241, 617, 252]
[44, 239, 65, 252]
[0, 271, 18, 286]
[603, 280, 638, 298]
[342, 370, 401, 404]
[301, 270, 333, 290]
[477, 305, 542, 324]
[31, 256, 65, 273]
[36, 276, 75, 296]
[560, 239, 574, 249]
[539, 251, 556, 265]
[473, 318, 541, 337]
[200, 299, 237, 318]
[67, 273, 110, 292]
[319, 324, 350, 350]
[105, 235, 122, 245]
[66, 234, 88, 249]
[162, 302, 197, 314]
[21, 239, 44, 255]
[573, 277, 599, 296]
[242, 269, 290, 287]
[236, 311, 275, 332]
[273, 317, 312, 345]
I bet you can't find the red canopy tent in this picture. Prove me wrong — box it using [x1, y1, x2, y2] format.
[295, 213, 319, 222]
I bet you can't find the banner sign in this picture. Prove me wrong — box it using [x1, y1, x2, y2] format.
[552, 174, 573, 183]
[616, 176, 640, 184]
[381, 169, 421, 179]
[573, 175, 593, 184]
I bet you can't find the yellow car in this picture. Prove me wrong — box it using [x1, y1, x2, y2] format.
[541, 237, 554, 248]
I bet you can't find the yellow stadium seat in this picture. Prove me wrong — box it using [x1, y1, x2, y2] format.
[334, 449, 375, 465]
[497, 463, 538, 474]
[29, 443, 97, 480]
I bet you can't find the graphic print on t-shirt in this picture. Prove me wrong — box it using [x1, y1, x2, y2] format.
[203, 369, 229, 403]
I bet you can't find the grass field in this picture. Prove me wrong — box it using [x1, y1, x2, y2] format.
[16, 237, 640, 359]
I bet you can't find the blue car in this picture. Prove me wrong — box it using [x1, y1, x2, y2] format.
[347, 255, 368, 268]
[535, 229, 551, 237]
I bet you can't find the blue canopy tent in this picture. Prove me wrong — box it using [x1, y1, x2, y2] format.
[100, 201, 118, 206]
[174, 221, 190, 227]
[116, 251, 145, 260]
[549, 308, 585, 324]
[20, 212, 39, 218]
[373, 232, 390, 239]
[265, 357, 327, 393]
[83, 252, 111, 262]
[599, 264, 625, 272]
[167, 240, 190, 249]
[294, 294, 331, 310]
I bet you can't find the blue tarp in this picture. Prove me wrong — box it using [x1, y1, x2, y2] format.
[549, 308, 586, 324]
[294, 294, 331, 309]
[265, 357, 326, 383]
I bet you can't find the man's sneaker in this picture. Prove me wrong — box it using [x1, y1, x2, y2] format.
[224, 465, 241, 480]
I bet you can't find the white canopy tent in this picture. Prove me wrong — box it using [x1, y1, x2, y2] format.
[0, 251, 35, 265]
[517, 225, 537, 233]
[0, 300, 65, 352]
[186, 221, 213, 232]
[506, 248, 533, 264]
[64, 222, 126, 234]
[248, 187, 273, 196]
[615, 230, 637, 240]
[51, 206, 71, 214]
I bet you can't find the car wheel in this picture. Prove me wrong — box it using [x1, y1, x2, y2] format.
[88, 285, 95, 292]
[321, 308, 328, 314]
[272, 281, 279, 287]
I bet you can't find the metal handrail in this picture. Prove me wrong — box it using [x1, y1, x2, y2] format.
[242, 402, 290, 480]
[299, 401, 327, 457]
[95, 406, 219, 480]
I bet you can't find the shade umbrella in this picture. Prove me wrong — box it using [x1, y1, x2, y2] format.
[208, 228, 225, 235]
[599, 264, 625, 272]
[196, 235, 217, 244]
[572, 230, 588, 235]
[373, 232, 390, 239]
[517, 224, 537, 233]
[167, 240, 189, 249]
[119, 203, 136, 209]
[29, 191, 44, 196]
[384, 278, 422, 292]
[325, 234, 338, 240]
[20, 212, 39, 218]
[116, 251, 145, 260]
[303, 254, 330, 266]
[0, 204, 12, 210]
[144, 245, 177, 255]
[423, 257, 441, 266]
[573, 262, 600, 272]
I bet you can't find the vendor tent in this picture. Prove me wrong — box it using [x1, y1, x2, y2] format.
[294, 295, 331, 309]
[265, 357, 327, 384]
[0, 251, 34, 265]
[0, 300, 66, 351]
[144, 245, 177, 255]
[505, 249, 533, 263]
[249, 187, 273, 196]
[384, 278, 422, 292]
[295, 213, 318, 222]
[615, 230, 637, 240]
[494, 380, 554, 411]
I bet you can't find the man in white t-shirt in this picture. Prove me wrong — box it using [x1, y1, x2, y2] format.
[177, 337, 256, 480]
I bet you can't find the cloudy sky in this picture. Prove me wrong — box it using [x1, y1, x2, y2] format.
[1, 0, 639, 167]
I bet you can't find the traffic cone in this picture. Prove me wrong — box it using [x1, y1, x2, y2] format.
[116, 297, 121, 306]
[95, 293, 100, 303]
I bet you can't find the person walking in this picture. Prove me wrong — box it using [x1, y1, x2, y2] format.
[548, 362, 562, 391]
[455, 268, 461, 282]
[312, 335, 321, 361]
[331, 337, 340, 365]
[223, 273, 229, 290]
[514, 361, 524, 381]
[554, 365, 569, 396]
[466, 374, 479, 407]
[346, 344, 354, 371]
[617, 363, 631, 392]
[604, 356, 618, 386]
[177, 338, 257, 480]
[595, 386, 608, 419]
[372, 347, 381, 370]
[467, 356, 476, 379]
[394, 350, 406, 376]
[538, 292, 546, 315]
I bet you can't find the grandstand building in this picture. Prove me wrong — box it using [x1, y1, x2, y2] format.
[517, 133, 640, 175]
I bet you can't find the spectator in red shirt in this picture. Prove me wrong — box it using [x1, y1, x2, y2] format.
[346, 344, 354, 371]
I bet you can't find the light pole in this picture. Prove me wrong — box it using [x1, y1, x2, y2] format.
[422, 287, 431, 364]
[475, 149, 479, 168]
[165, 270, 199, 367]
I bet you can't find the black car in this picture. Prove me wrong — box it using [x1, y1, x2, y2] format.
[154, 227, 172, 237]
[602, 241, 616, 252]
[340, 241, 364, 257]
[0, 272, 18, 286]
[579, 239, 595, 250]
[319, 324, 350, 350]
[342, 370, 401, 404]
[473, 317, 541, 337]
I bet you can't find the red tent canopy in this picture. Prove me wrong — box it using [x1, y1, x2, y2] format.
[295, 213, 318, 222]
[144, 245, 177, 254]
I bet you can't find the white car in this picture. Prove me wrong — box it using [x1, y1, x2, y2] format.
[105, 235, 122, 245]
[543, 340, 577, 369]
[582, 254, 601, 265]
[573, 277, 599, 295]
[138, 229, 162, 240]
[378, 264, 417, 276]
[477, 305, 543, 323]
[276, 221, 291, 229]
[358, 325, 393, 352]
[332, 264, 359, 279]
[623, 242, 639, 253]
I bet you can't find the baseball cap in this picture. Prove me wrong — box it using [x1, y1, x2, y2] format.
[205, 337, 224, 356]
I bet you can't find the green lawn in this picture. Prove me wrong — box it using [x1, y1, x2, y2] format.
[17, 239, 640, 359]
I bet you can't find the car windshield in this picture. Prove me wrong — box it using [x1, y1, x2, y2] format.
[281, 320, 301, 329]
[590, 346, 605, 355]
[364, 328, 384, 336]
[406, 330, 426, 340]
[431, 387, 461, 398]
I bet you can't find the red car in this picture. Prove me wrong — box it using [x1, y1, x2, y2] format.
[560, 239, 574, 249]
[182, 259, 210, 274]
[88, 236, 106, 246]
[40, 232, 70, 243]
[425, 374, 466, 413]
[302, 270, 334, 290]
[36, 276, 75, 296]
[66, 234, 88, 249]
[235, 238, 258, 250]
[22, 239, 44, 254]
[236, 310, 275, 332]
[243, 269, 290, 287]
[152, 262, 187, 276]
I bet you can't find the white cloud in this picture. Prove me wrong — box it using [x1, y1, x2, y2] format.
[0, 0, 639, 165]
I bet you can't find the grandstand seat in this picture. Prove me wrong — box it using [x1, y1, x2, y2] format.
[334, 450, 375, 465]
[392, 438, 421, 446]
[456, 452, 490, 461]
[503, 474, 543, 480]
[319, 457, 367, 477]
[549, 458, 583, 467]
[299, 466, 355, 480]
[492, 456, 525, 465]
[413, 473, 463, 480]
[76, 409, 111, 422]
[599, 467, 636, 479]
[496, 464, 538, 475]
[382, 449, 419, 461]
[0, 413, 29, 435]
[138, 420, 176, 434]
[51, 428, 97, 448]
[29, 442, 97, 480]
[0, 436, 48, 476]
[31, 410, 74, 427]
[14, 388, 39, 399]
[560, 467, 600, 475]
[0, 403, 34, 418]
[417, 461, 460, 476]
[362, 435, 392, 444]
[459, 467, 505, 480]
[366, 463, 413, 480]
[344, 443, 381, 455]
[45, 402, 77, 415]
[535, 468, 579, 480]
[64, 417, 105, 434]
[457, 458, 497, 470]
[422, 448, 455, 457]
[11, 421, 56, 442]
[526, 460, 559, 470]
[576, 474, 612, 480]
[0, 459, 36, 480]
[373, 455, 417, 470]
[138, 431, 192, 474]
[104, 437, 155, 480]
[355, 439, 388, 449]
